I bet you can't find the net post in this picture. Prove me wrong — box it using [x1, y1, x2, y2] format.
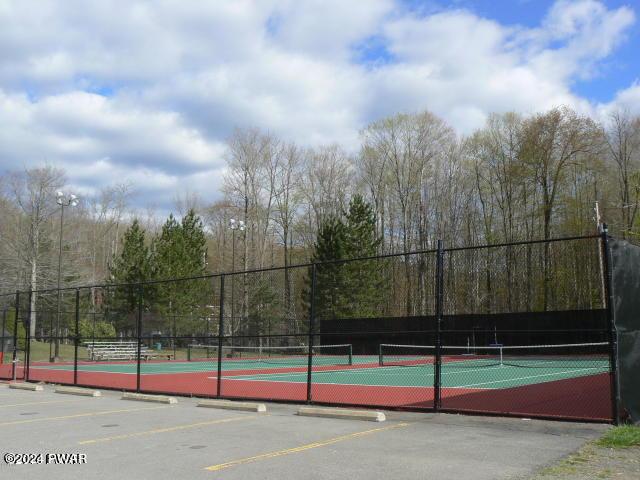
[25, 290, 33, 381]
[11, 290, 20, 381]
[347, 344, 353, 365]
[600, 225, 620, 425]
[378, 344, 383, 366]
[73, 288, 80, 386]
[136, 284, 143, 393]
[306, 263, 317, 404]
[434, 240, 444, 411]
[217, 275, 225, 398]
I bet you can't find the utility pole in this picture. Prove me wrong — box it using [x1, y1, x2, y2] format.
[52, 191, 78, 362]
[228, 219, 245, 345]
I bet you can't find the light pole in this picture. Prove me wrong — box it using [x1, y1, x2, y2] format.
[228, 218, 245, 345]
[52, 191, 78, 362]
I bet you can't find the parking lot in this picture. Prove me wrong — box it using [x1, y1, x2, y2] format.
[0, 382, 609, 480]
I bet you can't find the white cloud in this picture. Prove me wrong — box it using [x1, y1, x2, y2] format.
[370, 1, 635, 130]
[529, 0, 636, 82]
[0, 89, 227, 204]
[267, 0, 394, 59]
[0, 0, 637, 210]
[597, 81, 640, 118]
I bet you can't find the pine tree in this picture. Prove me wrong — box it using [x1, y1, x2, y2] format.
[309, 216, 347, 320]
[106, 219, 151, 333]
[152, 214, 182, 281]
[342, 194, 383, 318]
[344, 194, 381, 258]
[152, 210, 208, 335]
[180, 209, 207, 277]
[153, 210, 207, 280]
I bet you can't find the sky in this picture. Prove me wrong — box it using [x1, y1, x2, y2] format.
[0, 0, 639, 213]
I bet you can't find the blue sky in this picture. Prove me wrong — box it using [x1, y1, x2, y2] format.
[386, 0, 640, 102]
[0, 0, 638, 213]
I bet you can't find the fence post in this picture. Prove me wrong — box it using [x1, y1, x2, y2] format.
[217, 275, 225, 398]
[1, 307, 6, 368]
[136, 285, 143, 393]
[306, 264, 317, 403]
[601, 225, 620, 425]
[434, 240, 444, 411]
[11, 290, 20, 381]
[74, 288, 80, 386]
[25, 290, 32, 381]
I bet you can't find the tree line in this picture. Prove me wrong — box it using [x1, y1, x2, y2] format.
[0, 106, 638, 338]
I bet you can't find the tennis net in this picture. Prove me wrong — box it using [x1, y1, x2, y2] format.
[188, 343, 353, 366]
[379, 342, 610, 370]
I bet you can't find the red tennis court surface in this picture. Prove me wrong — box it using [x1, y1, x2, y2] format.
[1, 360, 612, 422]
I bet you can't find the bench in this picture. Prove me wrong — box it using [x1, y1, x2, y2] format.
[84, 342, 174, 362]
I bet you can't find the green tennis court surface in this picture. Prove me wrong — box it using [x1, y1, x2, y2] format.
[31, 355, 609, 390]
[31, 355, 363, 374]
[216, 361, 609, 389]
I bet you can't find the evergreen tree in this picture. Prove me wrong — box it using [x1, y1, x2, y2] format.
[180, 209, 208, 276]
[344, 194, 381, 258]
[342, 194, 384, 317]
[306, 196, 384, 322]
[309, 216, 347, 320]
[110, 219, 151, 285]
[152, 214, 182, 281]
[152, 210, 208, 335]
[106, 219, 151, 333]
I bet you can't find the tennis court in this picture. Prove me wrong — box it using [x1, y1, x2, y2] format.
[2, 234, 628, 424]
[14, 341, 612, 422]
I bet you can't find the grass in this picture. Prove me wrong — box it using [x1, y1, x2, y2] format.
[1, 340, 81, 363]
[596, 425, 640, 448]
[535, 428, 640, 479]
[28, 340, 78, 362]
[3, 340, 192, 363]
[2, 340, 192, 364]
[540, 445, 597, 475]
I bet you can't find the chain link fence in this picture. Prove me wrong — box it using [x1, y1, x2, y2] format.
[1, 234, 619, 423]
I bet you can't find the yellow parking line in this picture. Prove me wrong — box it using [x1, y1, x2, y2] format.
[204, 422, 410, 471]
[79, 415, 255, 445]
[0, 399, 87, 408]
[0, 405, 169, 427]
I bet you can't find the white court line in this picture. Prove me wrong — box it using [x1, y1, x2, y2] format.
[215, 363, 515, 381]
[208, 376, 439, 389]
[224, 360, 605, 381]
[210, 365, 608, 390]
[31, 361, 608, 388]
[28, 366, 303, 376]
[29, 363, 216, 376]
[450, 366, 608, 389]
[29, 366, 138, 375]
[29, 360, 314, 376]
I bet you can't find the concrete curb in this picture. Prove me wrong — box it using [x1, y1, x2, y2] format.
[9, 382, 44, 391]
[121, 392, 177, 404]
[54, 386, 102, 397]
[197, 399, 266, 412]
[297, 406, 386, 422]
